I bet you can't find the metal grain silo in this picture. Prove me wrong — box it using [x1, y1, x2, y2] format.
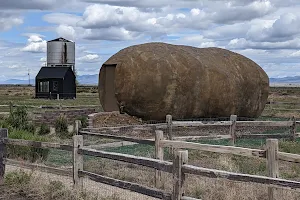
[47, 37, 75, 71]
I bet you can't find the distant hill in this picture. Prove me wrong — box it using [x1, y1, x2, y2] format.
[77, 74, 98, 85]
[1, 75, 300, 85]
[270, 76, 300, 83]
[0, 74, 98, 85]
[0, 79, 35, 85]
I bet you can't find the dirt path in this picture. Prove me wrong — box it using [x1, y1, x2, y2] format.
[5, 165, 158, 200]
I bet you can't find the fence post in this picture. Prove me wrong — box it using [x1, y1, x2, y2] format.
[166, 115, 173, 158]
[291, 116, 296, 141]
[172, 150, 188, 200]
[270, 99, 273, 110]
[0, 129, 8, 185]
[155, 130, 164, 188]
[230, 115, 237, 146]
[266, 139, 279, 200]
[166, 115, 173, 140]
[75, 120, 82, 135]
[73, 135, 83, 190]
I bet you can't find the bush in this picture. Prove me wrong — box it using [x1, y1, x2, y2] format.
[6, 105, 29, 130]
[25, 122, 35, 133]
[0, 120, 13, 132]
[55, 115, 69, 138]
[76, 116, 88, 128]
[7, 130, 49, 162]
[38, 123, 51, 135]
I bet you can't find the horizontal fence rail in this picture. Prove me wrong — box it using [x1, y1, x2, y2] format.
[5, 159, 72, 177]
[79, 170, 172, 200]
[172, 121, 232, 127]
[79, 147, 173, 173]
[0, 104, 99, 109]
[160, 140, 266, 158]
[4, 138, 73, 151]
[79, 130, 155, 145]
[173, 135, 232, 141]
[278, 152, 300, 163]
[83, 123, 167, 131]
[182, 164, 300, 190]
[238, 134, 292, 139]
[172, 121, 296, 127]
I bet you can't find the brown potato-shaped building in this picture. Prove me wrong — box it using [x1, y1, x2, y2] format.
[99, 43, 269, 120]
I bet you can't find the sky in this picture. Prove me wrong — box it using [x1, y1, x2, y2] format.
[0, 0, 300, 81]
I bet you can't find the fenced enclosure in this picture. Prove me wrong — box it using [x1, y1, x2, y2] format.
[86, 114, 299, 144]
[2, 116, 300, 200]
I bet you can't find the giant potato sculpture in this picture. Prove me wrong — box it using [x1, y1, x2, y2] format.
[99, 43, 269, 120]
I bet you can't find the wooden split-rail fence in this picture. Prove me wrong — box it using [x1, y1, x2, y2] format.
[1, 117, 300, 200]
[86, 114, 299, 145]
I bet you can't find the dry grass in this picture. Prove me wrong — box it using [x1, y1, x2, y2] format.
[83, 149, 300, 200]
[1, 169, 123, 200]
[262, 87, 300, 119]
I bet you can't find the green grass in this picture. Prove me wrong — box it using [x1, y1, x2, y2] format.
[0, 88, 101, 113]
[189, 138, 265, 149]
[0, 94, 99, 106]
[104, 144, 155, 157]
[45, 149, 73, 167]
[259, 127, 289, 134]
[7, 129, 50, 162]
[257, 116, 291, 121]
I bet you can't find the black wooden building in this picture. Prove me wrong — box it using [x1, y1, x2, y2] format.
[35, 67, 76, 99]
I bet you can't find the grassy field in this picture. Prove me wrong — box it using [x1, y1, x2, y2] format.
[0, 85, 99, 105]
[0, 85, 101, 113]
[0, 85, 300, 118]
[262, 86, 300, 118]
[2, 85, 300, 199]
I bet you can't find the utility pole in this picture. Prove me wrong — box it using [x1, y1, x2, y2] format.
[28, 69, 30, 86]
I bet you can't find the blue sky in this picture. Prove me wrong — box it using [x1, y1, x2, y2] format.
[0, 0, 300, 81]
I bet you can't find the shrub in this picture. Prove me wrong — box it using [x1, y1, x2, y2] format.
[6, 105, 29, 130]
[7, 130, 49, 162]
[25, 122, 35, 133]
[38, 123, 50, 135]
[0, 120, 13, 132]
[76, 116, 88, 128]
[55, 115, 69, 138]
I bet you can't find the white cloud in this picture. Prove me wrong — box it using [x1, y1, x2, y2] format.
[78, 54, 101, 63]
[56, 25, 77, 41]
[43, 13, 81, 26]
[0, 0, 74, 10]
[199, 42, 217, 48]
[82, 27, 140, 41]
[0, 12, 23, 31]
[28, 35, 43, 43]
[3, 0, 300, 80]
[191, 8, 201, 16]
[21, 35, 47, 53]
[78, 4, 145, 28]
[290, 51, 300, 57]
[8, 65, 20, 69]
[211, 0, 273, 24]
